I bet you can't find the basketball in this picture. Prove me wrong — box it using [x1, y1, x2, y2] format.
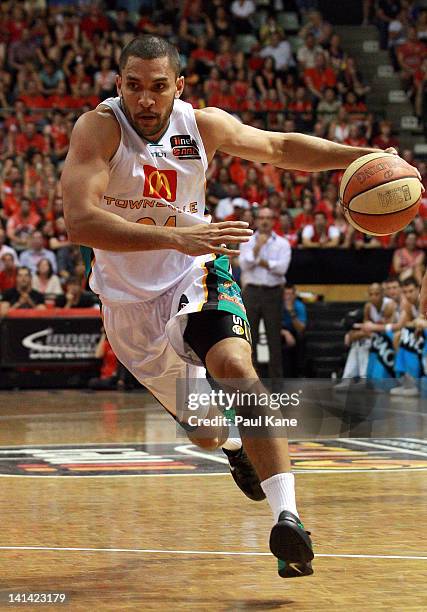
[339, 152, 422, 236]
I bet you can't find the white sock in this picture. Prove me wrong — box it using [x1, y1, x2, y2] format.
[261, 473, 299, 522]
[221, 437, 242, 452]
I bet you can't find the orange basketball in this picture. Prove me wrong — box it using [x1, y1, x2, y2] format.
[339, 152, 422, 236]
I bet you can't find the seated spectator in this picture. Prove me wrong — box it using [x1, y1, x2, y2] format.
[316, 87, 341, 126]
[39, 61, 65, 96]
[94, 58, 116, 101]
[297, 32, 324, 69]
[224, 197, 251, 222]
[302, 211, 340, 247]
[16, 79, 48, 110]
[56, 276, 97, 308]
[294, 196, 315, 231]
[372, 120, 400, 150]
[88, 328, 119, 391]
[288, 85, 314, 130]
[32, 258, 63, 302]
[343, 91, 367, 120]
[414, 57, 427, 118]
[6, 198, 41, 253]
[0, 253, 17, 295]
[336, 56, 370, 98]
[259, 32, 295, 72]
[0, 227, 18, 269]
[254, 56, 283, 99]
[304, 52, 337, 99]
[281, 284, 307, 377]
[213, 183, 241, 220]
[274, 211, 299, 247]
[328, 107, 351, 143]
[14, 122, 49, 156]
[230, 0, 256, 34]
[0, 266, 45, 317]
[392, 231, 425, 285]
[19, 231, 57, 275]
[396, 26, 427, 89]
[344, 123, 368, 147]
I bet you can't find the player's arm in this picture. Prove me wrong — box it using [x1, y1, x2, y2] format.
[420, 270, 427, 316]
[356, 301, 402, 333]
[196, 107, 384, 171]
[62, 110, 252, 256]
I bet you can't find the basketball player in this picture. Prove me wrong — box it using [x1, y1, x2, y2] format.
[61, 36, 399, 579]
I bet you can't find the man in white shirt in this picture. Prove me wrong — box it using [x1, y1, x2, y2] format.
[239, 207, 292, 379]
[297, 33, 323, 69]
[19, 230, 58, 274]
[260, 32, 295, 71]
[301, 211, 340, 247]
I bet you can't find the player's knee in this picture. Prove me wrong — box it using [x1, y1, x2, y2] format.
[213, 352, 253, 380]
[190, 436, 221, 451]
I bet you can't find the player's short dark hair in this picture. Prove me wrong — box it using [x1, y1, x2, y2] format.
[402, 276, 418, 287]
[119, 35, 181, 77]
[385, 275, 400, 284]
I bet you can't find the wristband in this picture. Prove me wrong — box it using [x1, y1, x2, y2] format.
[385, 324, 392, 332]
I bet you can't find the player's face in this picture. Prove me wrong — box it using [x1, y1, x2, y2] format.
[403, 283, 418, 304]
[385, 281, 401, 301]
[117, 56, 184, 141]
[368, 286, 382, 307]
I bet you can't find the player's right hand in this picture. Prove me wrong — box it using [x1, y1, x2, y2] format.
[174, 221, 253, 256]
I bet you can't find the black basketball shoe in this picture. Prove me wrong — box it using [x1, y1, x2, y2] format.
[222, 446, 266, 501]
[270, 510, 314, 578]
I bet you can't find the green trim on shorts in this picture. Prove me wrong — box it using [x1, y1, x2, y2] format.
[202, 255, 248, 322]
[80, 245, 94, 278]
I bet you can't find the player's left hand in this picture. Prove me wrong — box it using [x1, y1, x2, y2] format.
[384, 147, 398, 155]
[353, 321, 376, 333]
[384, 147, 425, 189]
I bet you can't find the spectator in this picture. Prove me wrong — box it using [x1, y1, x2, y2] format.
[94, 58, 117, 100]
[274, 211, 299, 247]
[297, 33, 323, 69]
[281, 284, 307, 377]
[0, 227, 18, 270]
[302, 211, 340, 247]
[88, 329, 120, 390]
[294, 196, 315, 231]
[0, 253, 17, 295]
[396, 26, 427, 89]
[14, 122, 49, 156]
[0, 266, 45, 317]
[239, 207, 291, 381]
[375, 0, 402, 50]
[31, 258, 63, 302]
[6, 198, 41, 253]
[260, 32, 295, 72]
[372, 120, 400, 150]
[230, 0, 256, 34]
[392, 231, 425, 285]
[316, 87, 341, 126]
[304, 52, 337, 99]
[56, 276, 98, 308]
[19, 231, 57, 275]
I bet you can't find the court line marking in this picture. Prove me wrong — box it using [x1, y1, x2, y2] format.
[347, 439, 427, 458]
[175, 444, 228, 465]
[1, 467, 427, 478]
[0, 546, 425, 561]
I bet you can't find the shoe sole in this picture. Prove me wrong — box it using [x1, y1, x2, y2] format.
[229, 469, 266, 501]
[270, 520, 314, 565]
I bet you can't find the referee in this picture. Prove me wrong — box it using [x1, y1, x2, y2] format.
[239, 207, 292, 381]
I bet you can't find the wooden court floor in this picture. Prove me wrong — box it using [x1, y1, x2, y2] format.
[0, 390, 426, 611]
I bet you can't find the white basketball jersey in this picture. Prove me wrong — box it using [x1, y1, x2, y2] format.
[89, 97, 211, 303]
[369, 297, 392, 323]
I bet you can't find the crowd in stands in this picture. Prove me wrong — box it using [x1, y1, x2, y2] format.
[0, 0, 426, 316]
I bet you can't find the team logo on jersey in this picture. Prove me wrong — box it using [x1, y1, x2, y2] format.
[143, 165, 177, 202]
[170, 134, 201, 160]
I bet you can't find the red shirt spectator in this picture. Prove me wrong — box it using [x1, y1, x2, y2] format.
[0, 253, 17, 293]
[397, 28, 427, 72]
[304, 54, 337, 96]
[15, 124, 49, 155]
[80, 9, 110, 40]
